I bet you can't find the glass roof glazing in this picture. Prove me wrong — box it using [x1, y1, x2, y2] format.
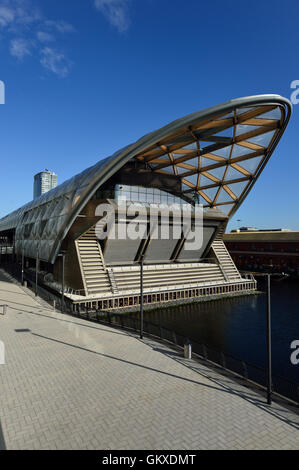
[134, 103, 285, 217]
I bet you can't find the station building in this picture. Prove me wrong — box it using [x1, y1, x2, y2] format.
[0, 95, 292, 310]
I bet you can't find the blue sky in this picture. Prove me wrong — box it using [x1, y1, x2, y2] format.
[0, 0, 298, 230]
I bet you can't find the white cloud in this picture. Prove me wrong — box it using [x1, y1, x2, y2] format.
[10, 37, 32, 59]
[0, 0, 75, 77]
[37, 31, 54, 43]
[0, 6, 15, 27]
[44, 20, 75, 34]
[94, 0, 130, 32]
[40, 47, 72, 78]
[0, 0, 41, 29]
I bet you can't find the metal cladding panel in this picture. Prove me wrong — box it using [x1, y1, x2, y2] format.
[0, 94, 292, 263]
[144, 221, 181, 263]
[177, 226, 216, 262]
[144, 237, 179, 263]
[103, 238, 142, 265]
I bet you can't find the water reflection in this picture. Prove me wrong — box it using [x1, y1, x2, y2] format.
[135, 279, 299, 383]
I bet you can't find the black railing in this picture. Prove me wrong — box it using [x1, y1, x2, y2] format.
[75, 309, 299, 405]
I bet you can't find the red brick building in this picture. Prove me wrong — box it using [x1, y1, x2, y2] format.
[224, 230, 299, 277]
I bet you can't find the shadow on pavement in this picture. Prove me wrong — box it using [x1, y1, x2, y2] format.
[144, 338, 299, 431]
[0, 420, 6, 450]
[31, 330, 298, 431]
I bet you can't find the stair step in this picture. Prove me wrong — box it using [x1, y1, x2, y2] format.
[76, 226, 112, 295]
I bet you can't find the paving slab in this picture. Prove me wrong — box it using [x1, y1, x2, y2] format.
[0, 270, 298, 450]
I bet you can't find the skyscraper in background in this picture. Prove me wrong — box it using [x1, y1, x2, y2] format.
[33, 169, 58, 199]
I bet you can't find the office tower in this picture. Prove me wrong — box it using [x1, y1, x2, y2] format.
[33, 169, 58, 199]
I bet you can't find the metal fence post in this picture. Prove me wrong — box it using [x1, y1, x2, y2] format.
[140, 257, 144, 339]
[221, 352, 226, 369]
[266, 274, 272, 405]
[21, 242, 24, 286]
[172, 331, 177, 345]
[61, 254, 65, 313]
[35, 247, 39, 297]
[242, 361, 248, 379]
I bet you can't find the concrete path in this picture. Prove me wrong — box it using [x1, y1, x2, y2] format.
[0, 270, 298, 450]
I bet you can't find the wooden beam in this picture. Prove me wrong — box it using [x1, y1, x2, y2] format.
[176, 162, 197, 170]
[182, 179, 195, 189]
[200, 153, 226, 162]
[223, 185, 237, 201]
[231, 163, 250, 176]
[201, 171, 220, 183]
[237, 140, 264, 151]
[198, 176, 250, 191]
[241, 118, 278, 126]
[198, 190, 212, 204]
[237, 105, 278, 124]
[135, 104, 280, 166]
[192, 117, 233, 130]
[235, 123, 279, 144]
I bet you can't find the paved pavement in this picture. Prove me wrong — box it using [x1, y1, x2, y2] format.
[0, 270, 298, 450]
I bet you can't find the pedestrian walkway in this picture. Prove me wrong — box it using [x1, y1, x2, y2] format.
[0, 270, 298, 450]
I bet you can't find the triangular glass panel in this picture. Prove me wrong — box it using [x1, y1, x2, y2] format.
[235, 107, 255, 116]
[231, 144, 255, 158]
[225, 166, 245, 181]
[180, 142, 197, 151]
[212, 127, 233, 139]
[176, 166, 189, 175]
[237, 156, 263, 174]
[215, 203, 235, 215]
[198, 140, 216, 150]
[182, 182, 192, 191]
[216, 188, 234, 203]
[215, 111, 234, 120]
[226, 181, 248, 198]
[153, 155, 170, 161]
[172, 152, 187, 158]
[203, 187, 218, 202]
[185, 173, 198, 186]
[198, 174, 216, 187]
[201, 157, 213, 168]
[235, 124, 261, 137]
[254, 107, 281, 120]
[208, 166, 226, 180]
[246, 130, 276, 148]
[211, 146, 231, 158]
[201, 156, 223, 167]
[184, 156, 198, 167]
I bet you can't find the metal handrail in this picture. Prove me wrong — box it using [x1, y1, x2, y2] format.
[87, 311, 299, 405]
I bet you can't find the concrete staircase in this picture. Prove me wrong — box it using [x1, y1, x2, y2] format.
[75, 226, 111, 295]
[211, 227, 241, 281]
[75, 223, 242, 296]
[112, 262, 225, 293]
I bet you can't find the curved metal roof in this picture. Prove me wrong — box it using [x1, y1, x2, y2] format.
[0, 94, 292, 263]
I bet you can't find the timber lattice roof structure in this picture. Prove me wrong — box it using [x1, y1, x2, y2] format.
[0, 94, 292, 263]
